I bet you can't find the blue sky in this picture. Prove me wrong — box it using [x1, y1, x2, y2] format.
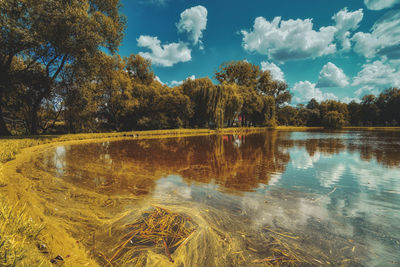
[119, 0, 400, 104]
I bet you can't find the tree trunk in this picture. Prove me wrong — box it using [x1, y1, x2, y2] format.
[29, 104, 39, 135]
[0, 93, 11, 136]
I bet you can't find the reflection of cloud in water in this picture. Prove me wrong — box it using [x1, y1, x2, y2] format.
[153, 175, 193, 200]
[348, 158, 400, 191]
[266, 173, 281, 186]
[316, 163, 346, 188]
[240, 191, 330, 230]
[290, 149, 320, 169]
[54, 146, 66, 177]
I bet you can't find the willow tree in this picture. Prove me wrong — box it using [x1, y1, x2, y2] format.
[0, 0, 125, 135]
[220, 82, 243, 127]
[215, 61, 284, 126]
[182, 77, 224, 128]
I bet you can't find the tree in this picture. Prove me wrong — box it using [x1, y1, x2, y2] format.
[125, 55, 154, 86]
[97, 54, 136, 131]
[277, 106, 298, 126]
[258, 71, 291, 107]
[323, 111, 346, 129]
[376, 88, 400, 126]
[0, 0, 125, 135]
[215, 61, 260, 87]
[306, 98, 319, 110]
[220, 83, 243, 127]
[360, 95, 380, 126]
[319, 100, 349, 125]
[182, 77, 221, 128]
[215, 61, 291, 126]
[348, 101, 361, 126]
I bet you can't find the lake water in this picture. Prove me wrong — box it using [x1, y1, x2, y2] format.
[21, 131, 400, 266]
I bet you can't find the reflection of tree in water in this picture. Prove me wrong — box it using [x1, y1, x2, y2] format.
[347, 131, 400, 167]
[39, 131, 400, 197]
[40, 132, 293, 195]
[292, 131, 400, 167]
[294, 138, 346, 157]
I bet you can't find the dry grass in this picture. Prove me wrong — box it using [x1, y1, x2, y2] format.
[343, 126, 400, 131]
[0, 199, 47, 266]
[99, 206, 196, 266]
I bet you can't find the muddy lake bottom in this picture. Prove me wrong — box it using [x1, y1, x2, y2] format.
[7, 130, 400, 266]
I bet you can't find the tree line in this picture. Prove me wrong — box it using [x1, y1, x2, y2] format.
[0, 0, 290, 135]
[1, 1, 398, 136]
[278, 88, 400, 129]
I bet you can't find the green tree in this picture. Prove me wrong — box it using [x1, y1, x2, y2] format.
[347, 101, 361, 126]
[97, 54, 136, 131]
[323, 111, 346, 129]
[0, 0, 125, 135]
[360, 95, 380, 126]
[220, 83, 243, 127]
[182, 77, 221, 128]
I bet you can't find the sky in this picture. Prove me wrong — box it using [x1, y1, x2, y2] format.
[118, 0, 400, 104]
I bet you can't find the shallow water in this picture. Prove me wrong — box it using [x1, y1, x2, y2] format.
[18, 131, 400, 266]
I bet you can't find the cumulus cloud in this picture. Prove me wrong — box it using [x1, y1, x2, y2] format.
[364, 0, 400, 10]
[137, 35, 191, 67]
[333, 8, 364, 50]
[260, 61, 285, 82]
[317, 62, 349, 88]
[241, 16, 337, 62]
[292, 81, 338, 103]
[352, 59, 400, 88]
[352, 59, 400, 97]
[241, 8, 367, 61]
[177, 6, 208, 48]
[352, 10, 400, 59]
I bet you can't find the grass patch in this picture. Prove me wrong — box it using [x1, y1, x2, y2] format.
[0, 199, 46, 266]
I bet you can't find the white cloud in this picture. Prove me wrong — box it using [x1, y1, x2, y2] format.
[352, 10, 400, 59]
[317, 62, 349, 88]
[354, 86, 380, 98]
[364, 0, 400, 10]
[292, 81, 338, 103]
[154, 76, 165, 85]
[333, 8, 364, 50]
[342, 96, 361, 103]
[352, 59, 400, 89]
[260, 61, 285, 82]
[241, 16, 337, 62]
[169, 75, 196, 87]
[137, 35, 191, 67]
[177, 6, 208, 48]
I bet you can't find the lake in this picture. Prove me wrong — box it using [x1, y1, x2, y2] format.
[17, 130, 400, 266]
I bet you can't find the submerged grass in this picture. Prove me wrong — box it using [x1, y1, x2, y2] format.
[0, 198, 46, 266]
[99, 206, 196, 266]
